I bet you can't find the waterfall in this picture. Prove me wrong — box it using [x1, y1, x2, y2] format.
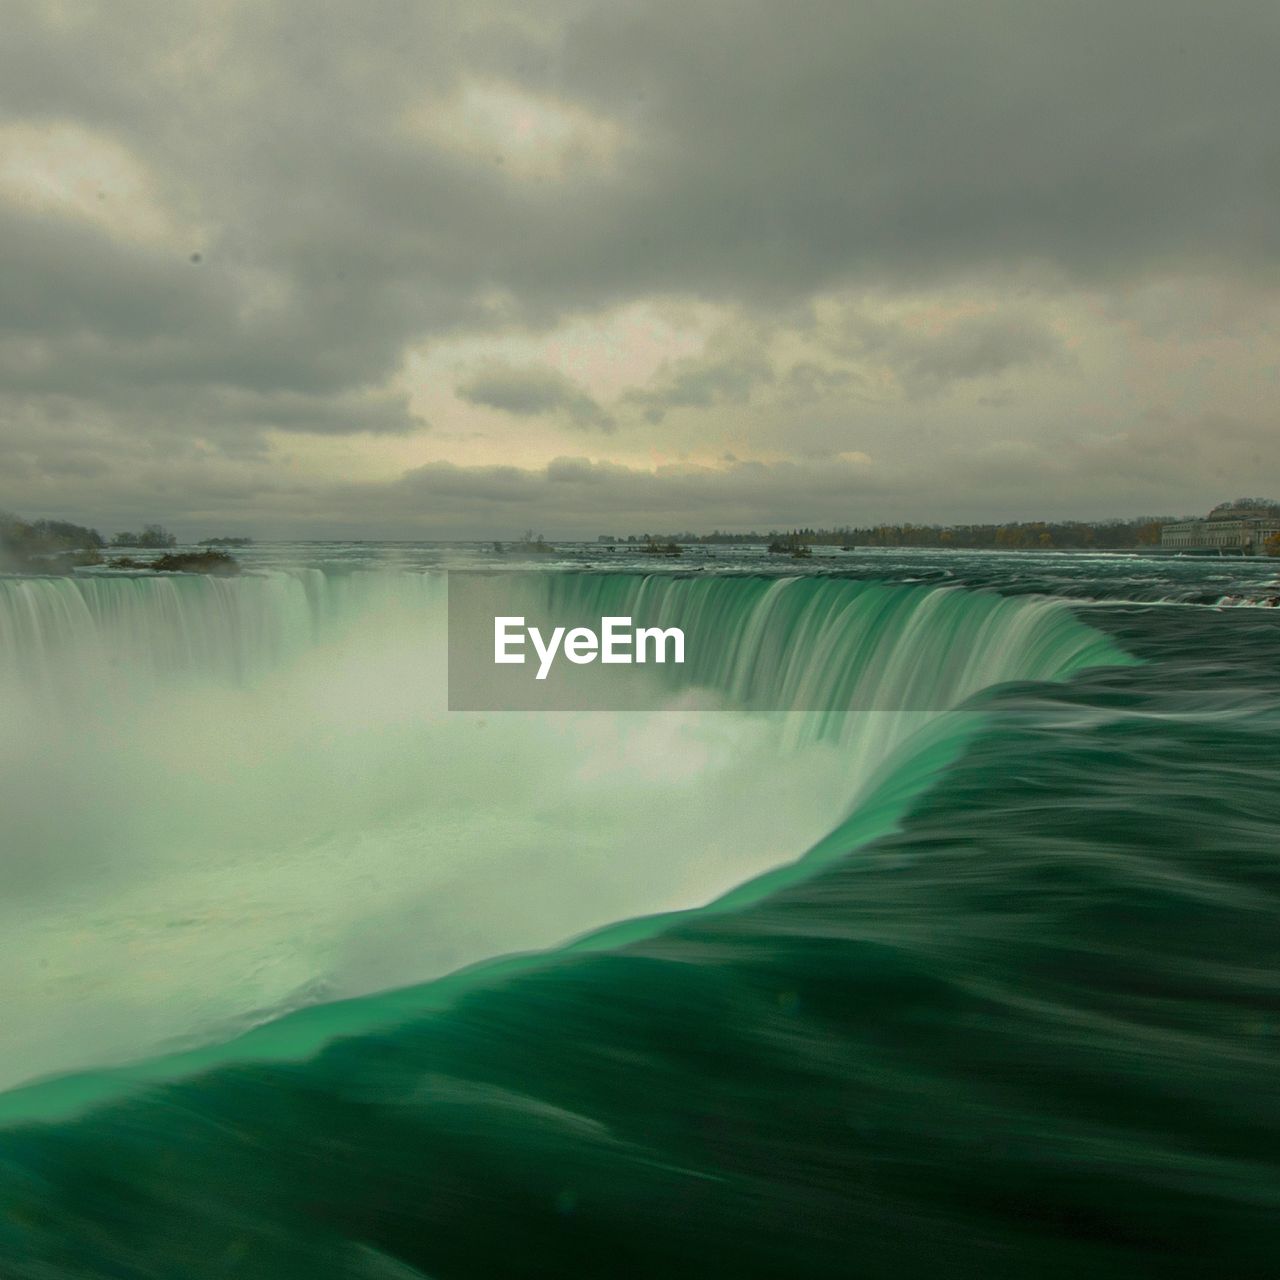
[0, 569, 1130, 1103]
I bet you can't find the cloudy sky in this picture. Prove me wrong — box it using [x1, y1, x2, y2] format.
[2, 0, 1279, 538]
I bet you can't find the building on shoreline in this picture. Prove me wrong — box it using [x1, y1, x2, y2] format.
[1161, 501, 1280, 554]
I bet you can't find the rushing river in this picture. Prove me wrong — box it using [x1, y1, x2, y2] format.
[0, 545, 1276, 1277]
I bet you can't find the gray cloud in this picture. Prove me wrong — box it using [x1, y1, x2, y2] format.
[456, 362, 614, 430]
[354, 454, 885, 534]
[319, 425, 1267, 536]
[846, 308, 1069, 397]
[2, 0, 1279, 526]
[4, 399, 1275, 540]
[622, 350, 773, 423]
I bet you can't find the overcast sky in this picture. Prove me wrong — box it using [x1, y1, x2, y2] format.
[2, 0, 1279, 538]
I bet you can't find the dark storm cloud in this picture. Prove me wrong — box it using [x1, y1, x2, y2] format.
[456, 361, 614, 430]
[7, 2, 1278, 353]
[2, 0, 1280, 522]
[0, 1, 535, 451]
[548, 0, 1280, 297]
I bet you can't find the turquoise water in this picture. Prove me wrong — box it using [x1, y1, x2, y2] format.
[0, 548, 1276, 1276]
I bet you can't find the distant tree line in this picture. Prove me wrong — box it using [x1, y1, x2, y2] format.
[1, 513, 197, 558]
[1, 512, 104, 552]
[1, 511, 106, 571]
[1, 511, 262, 576]
[600, 518, 1175, 550]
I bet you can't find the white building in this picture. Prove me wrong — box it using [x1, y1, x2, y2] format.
[1162, 503, 1280, 553]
